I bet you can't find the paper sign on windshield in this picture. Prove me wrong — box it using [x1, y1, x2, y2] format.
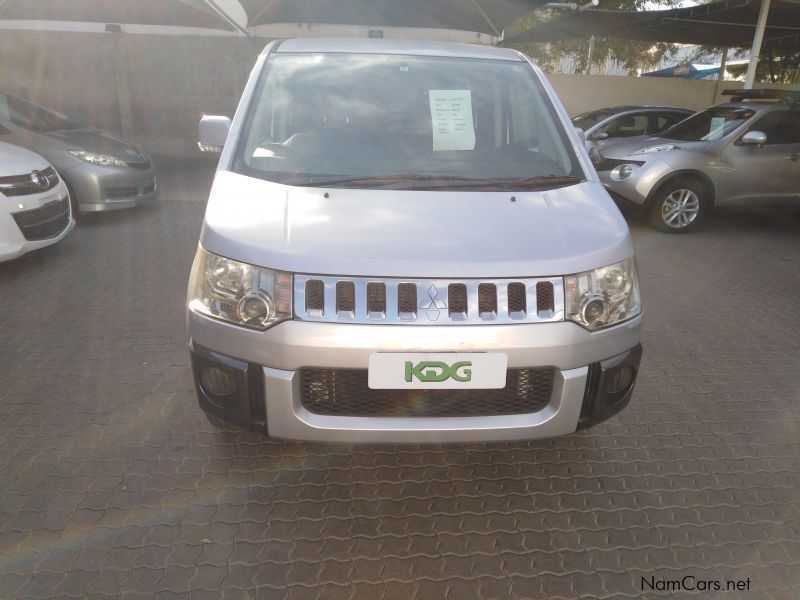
[429, 90, 476, 152]
[709, 116, 726, 139]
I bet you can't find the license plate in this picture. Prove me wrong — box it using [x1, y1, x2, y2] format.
[368, 352, 507, 389]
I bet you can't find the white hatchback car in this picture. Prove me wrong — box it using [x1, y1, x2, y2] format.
[0, 140, 74, 262]
[188, 39, 643, 443]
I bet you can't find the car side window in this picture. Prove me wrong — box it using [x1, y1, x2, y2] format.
[747, 111, 800, 145]
[652, 113, 684, 134]
[598, 114, 648, 138]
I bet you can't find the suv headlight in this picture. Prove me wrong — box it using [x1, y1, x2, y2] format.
[565, 258, 641, 331]
[188, 248, 292, 330]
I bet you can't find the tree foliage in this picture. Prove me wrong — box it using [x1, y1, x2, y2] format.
[505, 0, 683, 75]
[691, 45, 800, 84]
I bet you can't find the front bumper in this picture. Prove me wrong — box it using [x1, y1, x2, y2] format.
[188, 311, 643, 443]
[62, 161, 158, 212]
[597, 157, 673, 208]
[0, 181, 75, 262]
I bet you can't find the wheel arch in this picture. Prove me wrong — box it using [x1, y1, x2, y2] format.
[645, 170, 716, 209]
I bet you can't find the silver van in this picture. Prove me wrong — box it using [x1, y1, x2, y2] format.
[188, 39, 643, 443]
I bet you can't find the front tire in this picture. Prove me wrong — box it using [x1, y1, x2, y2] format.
[647, 179, 707, 233]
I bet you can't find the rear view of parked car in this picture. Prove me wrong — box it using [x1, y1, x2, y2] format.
[572, 106, 693, 160]
[0, 139, 74, 262]
[596, 89, 800, 232]
[0, 92, 157, 215]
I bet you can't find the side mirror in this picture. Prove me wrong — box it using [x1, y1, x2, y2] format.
[740, 130, 767, 147]
[590, 131, 609, 142]
[574, 127, 586, 144]
[198, 115, 231, 153]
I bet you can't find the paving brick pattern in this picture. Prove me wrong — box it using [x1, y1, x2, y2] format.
[1, 160, 799, 599]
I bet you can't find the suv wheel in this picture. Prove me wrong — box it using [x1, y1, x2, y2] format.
[648, 179, 707, 233]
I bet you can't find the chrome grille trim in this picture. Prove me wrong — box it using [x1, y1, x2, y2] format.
[294, 275, 564, 325]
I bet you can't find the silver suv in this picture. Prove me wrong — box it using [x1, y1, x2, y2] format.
[187, 39, 643, 443]
[596, 89, 800, 232]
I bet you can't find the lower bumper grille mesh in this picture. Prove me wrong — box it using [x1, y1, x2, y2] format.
[299, 367, 554, 417]
[12, 197, 70, 241]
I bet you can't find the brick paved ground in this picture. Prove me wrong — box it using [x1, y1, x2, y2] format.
[1, 159, 799, 599]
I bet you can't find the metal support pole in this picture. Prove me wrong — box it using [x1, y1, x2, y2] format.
[585, 35, 595, 75]
[712, 47, 729, 103]
[744, 0, 772, 89]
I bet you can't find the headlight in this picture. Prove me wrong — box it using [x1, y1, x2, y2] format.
[188, 248, 292, 330]
[68, 150, 128, 167]
[631, 144, 679, 155]
[565, 258, 641, 331]
[609, 164, 634, 181]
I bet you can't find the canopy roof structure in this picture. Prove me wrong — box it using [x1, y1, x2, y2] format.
[0, 0, 546, 37]
[641, 63, 722, 79]
[243, 0, 543, 36]
[0, 0, 231, 30]
[502, 0, 800, 50]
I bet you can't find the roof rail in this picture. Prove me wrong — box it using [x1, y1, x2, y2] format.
[721, 88, 799, 103]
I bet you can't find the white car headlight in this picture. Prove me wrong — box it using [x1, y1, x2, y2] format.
[69, 150, 128, 167]
[188, 248, 292, 330]
[631, 144, 679, 155]
[565, 258, 641, 331]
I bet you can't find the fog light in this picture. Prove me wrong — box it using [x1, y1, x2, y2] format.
[606, 366, 634, 395]
[610, 164, 634, 181]
[200, 366, 236, 397]
[238, 292, 274, 325]
[581, 296, 608, 326]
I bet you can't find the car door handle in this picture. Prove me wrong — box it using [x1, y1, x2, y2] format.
[789, 154, 800, 161]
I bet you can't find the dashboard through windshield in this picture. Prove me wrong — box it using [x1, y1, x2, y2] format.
[234, 52, 583, 190]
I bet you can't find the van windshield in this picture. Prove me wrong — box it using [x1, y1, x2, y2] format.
[235, 52, 582, 190]
[659, 106, 754, 142]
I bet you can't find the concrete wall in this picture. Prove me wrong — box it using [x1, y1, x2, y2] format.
[547, 74, 745, 116]
[0, 29, 260, 156]
[0, 29, 789, 157]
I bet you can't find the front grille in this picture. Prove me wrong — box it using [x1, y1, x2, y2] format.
[478, 283, 497, 318]
[0, 166, 59, 197]
[12, 197, 70, 241]
[508, 282, 527, 315]
[299, 368, 555, 417]
[336, 281, 355, 315]
[294, 275, 564, 325]
[536, 281, 555, 314]
[366, 282, 386, 316]
[105, 181, 155, 200]
[448, 283, 467, 317]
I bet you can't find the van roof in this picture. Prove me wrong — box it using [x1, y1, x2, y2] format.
[266, 38, 524, 62]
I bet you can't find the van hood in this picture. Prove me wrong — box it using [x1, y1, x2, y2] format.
[200, 171, 634, 278]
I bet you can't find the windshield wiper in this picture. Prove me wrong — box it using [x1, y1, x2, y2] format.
[299, 174, 486, 188]
[297, 174, 583, 190]
[493, 175, 584, 190]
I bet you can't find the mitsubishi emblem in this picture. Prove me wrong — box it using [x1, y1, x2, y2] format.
[418, 284, 447, 321]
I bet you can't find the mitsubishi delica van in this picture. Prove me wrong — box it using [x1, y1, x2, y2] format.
[187, 39, 643, 443]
